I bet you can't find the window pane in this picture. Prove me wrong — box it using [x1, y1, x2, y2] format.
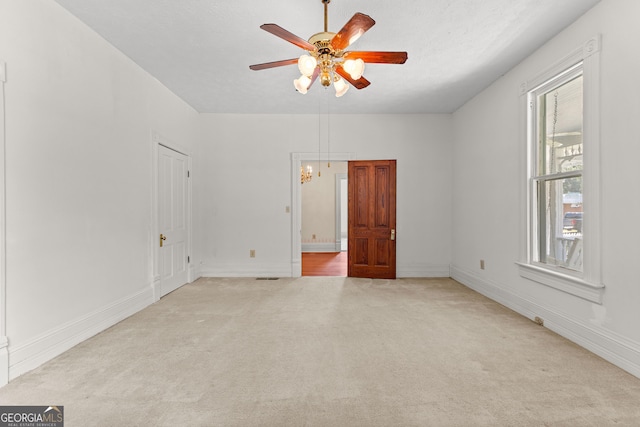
[538, 176, 583, 272]
[538, 75, 583, 175]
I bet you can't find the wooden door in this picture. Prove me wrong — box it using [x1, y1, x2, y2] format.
[348, 160, 396, 279]
[158, 145, 189, 296]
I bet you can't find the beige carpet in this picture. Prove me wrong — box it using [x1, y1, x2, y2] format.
[1, 277, 640, 426]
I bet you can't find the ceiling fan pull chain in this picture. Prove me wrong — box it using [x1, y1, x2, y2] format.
[318, 97, 322, 177]
[327, 91, 331, 168]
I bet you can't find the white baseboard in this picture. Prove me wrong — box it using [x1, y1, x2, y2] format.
[9, 286, 154, 381]
[398, 263, 450, 278]
[189, 264, 200, 283]
[201, 261, 449, 279]
[451, 264, 640, 379]
[301, 243, 339, 253]
[200, 262, 293, 278]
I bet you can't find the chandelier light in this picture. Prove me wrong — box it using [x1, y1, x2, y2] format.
[301, 164, 313, 184]
[293, 75, 312, 94]
[298, 55, 318, 76]
[342, 58, 365, 80]
[333, 76, 349, 97]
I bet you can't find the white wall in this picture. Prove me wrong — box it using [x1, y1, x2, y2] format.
[0, 1, 199, 381]
[451, 0, 640, 377]
[198, 113, 453, 277]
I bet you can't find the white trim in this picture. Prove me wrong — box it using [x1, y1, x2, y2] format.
[335, 173, 347, 252]
[581, 36, 602, 288]
[519, 35, 603, 301]
[522, 35, 599, 94]
[397, 263, 450, 278]
[151, 276, 161, 302]
[291, 152, 356, 277]
[516, 262, 603, 303]
[0, 60, 7, 386]
[451, 265, 640, 379]
[151, 131, 193, 301]
[201, 263, 292, 278]
[9, 286, 154, 381]
[302, 242, 338, 253]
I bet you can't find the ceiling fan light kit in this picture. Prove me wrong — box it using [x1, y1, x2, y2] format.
[250, 0, 407, 98]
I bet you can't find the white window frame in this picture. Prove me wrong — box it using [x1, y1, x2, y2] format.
[517, 36, 604, 304]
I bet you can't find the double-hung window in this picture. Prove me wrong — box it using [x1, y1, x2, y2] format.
[532, 66, 584, 271]
[518, 37, 603, 303]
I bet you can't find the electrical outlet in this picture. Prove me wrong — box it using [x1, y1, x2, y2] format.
[250, 249, 255, 258]
[480, 259, 485, 270]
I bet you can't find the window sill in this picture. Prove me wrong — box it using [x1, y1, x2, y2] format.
[516, 262, 604, 304]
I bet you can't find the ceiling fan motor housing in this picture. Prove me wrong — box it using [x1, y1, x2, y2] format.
[309, 32, 344, 86]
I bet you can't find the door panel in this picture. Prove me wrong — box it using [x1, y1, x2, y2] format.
[348, 160, 396, 279]
[353, 238, 369, 265]
[375, 166, 391, 227]
[375, 239, 390, 267]
[158, 145, 189, 296]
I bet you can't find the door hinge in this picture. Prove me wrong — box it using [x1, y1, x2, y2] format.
[187, 170, 190, 178]
[187, 256, 190, 263]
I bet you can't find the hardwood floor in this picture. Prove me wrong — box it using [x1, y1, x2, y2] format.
[302, 252, 348, 276]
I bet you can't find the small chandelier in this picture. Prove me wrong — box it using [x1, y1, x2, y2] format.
[301, 165, 313, 184]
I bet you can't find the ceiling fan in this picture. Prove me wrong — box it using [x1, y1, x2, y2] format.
[249, 0, 408, 97]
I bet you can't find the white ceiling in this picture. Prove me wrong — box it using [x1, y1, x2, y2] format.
[53, 0, 600, 114]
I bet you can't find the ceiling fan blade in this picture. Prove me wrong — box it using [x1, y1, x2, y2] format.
[335, 66, 370, 90]
[260, 24, 316, 51]
[344, 51, 408, 64]
[249, 58, 298, 71]
[330, 13, 376, 51]
[307, 67, 320, 89]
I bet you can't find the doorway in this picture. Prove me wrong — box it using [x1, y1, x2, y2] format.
[291, 152, 356, 277]
[336, 173, 348, 251]
[301, 162, 347, 276]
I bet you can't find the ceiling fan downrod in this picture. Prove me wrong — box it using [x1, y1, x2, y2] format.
[322, 0, 330, 32]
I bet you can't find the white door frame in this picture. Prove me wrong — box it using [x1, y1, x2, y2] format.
[335, 173, 347, 252]
[152, 131, 193, 301]
[290, 152, 356, 277]
[0, 60, 8, 386]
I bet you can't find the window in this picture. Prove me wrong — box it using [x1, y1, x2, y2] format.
[518, 37, 603, 303]
[532, 67, 583, 272]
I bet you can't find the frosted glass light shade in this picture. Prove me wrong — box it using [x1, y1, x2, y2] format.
[334, 77, 349, 97]
[293, 75, 311, 94]
[343, 58, 365, 80]
[297, 55, 317, 76]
